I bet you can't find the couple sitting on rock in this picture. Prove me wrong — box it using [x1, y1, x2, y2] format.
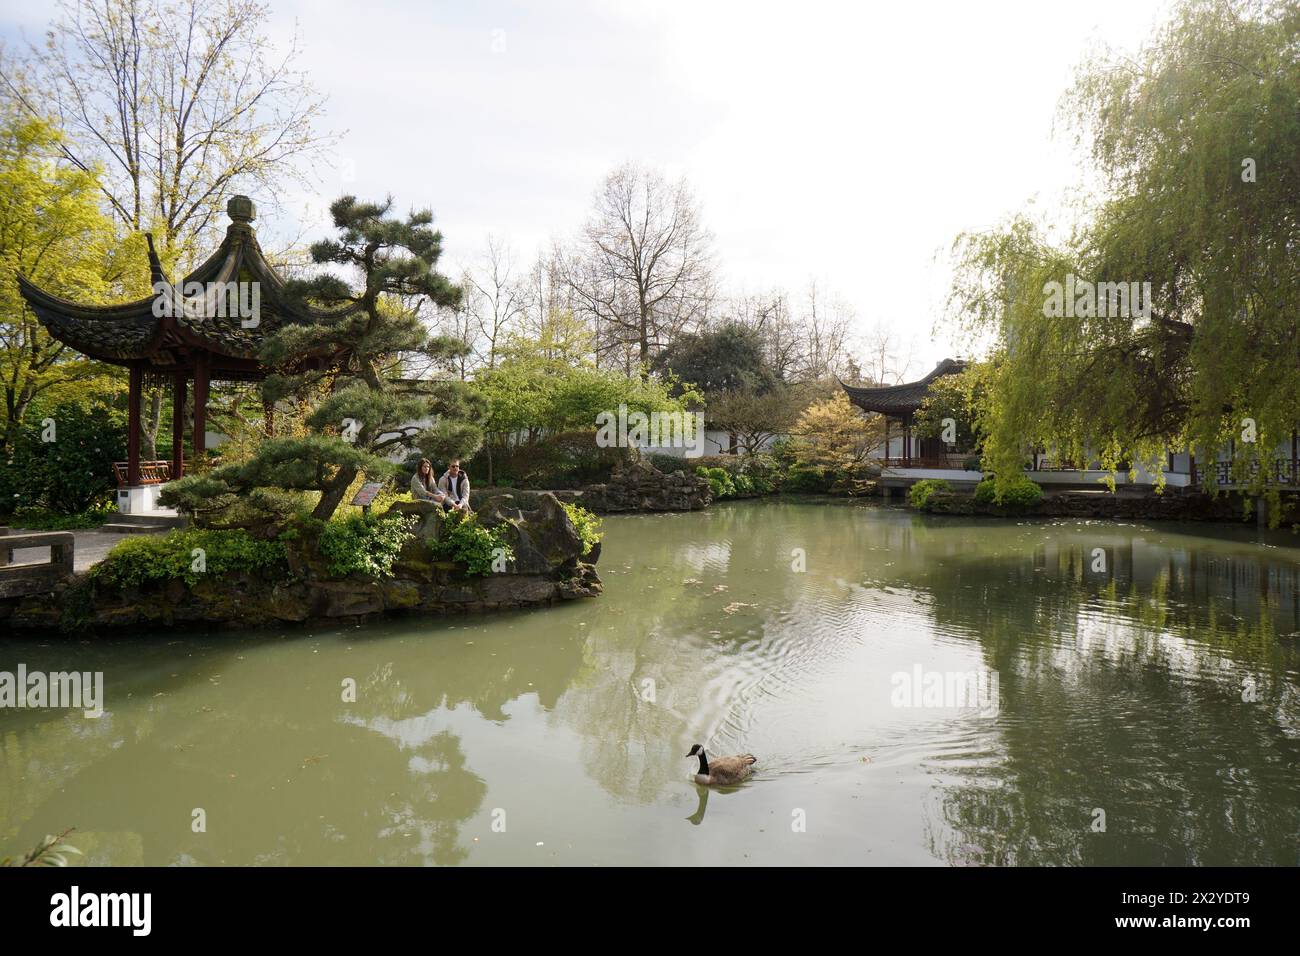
[410, 457, 471, 512]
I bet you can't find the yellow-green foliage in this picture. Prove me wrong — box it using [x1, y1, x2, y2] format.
[0, 112, 147, 441]
[318, 513, 418, 578]
[791, 392, 883, 475]
[561, 501, 603, 555]
[908, 479, 952, 510]
[948, 1, 1300, 521]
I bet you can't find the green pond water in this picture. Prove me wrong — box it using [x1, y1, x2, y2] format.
[3, 500, 1300, 866]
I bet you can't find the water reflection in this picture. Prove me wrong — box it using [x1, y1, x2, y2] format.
[2, 500, 1298, 865]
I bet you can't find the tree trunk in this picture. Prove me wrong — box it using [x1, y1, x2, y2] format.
[142, 387, 163, 459]
[313, 465, 359, 520]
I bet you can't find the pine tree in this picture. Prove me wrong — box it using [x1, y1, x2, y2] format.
[163, 195, 484, 523]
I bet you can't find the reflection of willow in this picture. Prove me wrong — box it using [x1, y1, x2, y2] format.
[554, 500, 879, 802]
[903, 535, 1300, 865]
[6, 617, 590, 865]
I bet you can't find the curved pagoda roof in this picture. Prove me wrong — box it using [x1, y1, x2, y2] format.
[17, 195, 340, 381]
[840, 358, 967, 419]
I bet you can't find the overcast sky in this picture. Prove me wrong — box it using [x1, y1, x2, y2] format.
[1, 0, 1175, 379]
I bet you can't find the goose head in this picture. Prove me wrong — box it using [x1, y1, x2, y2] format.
[686, 743, 705, 758]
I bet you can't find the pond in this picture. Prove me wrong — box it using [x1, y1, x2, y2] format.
[3, 500, 1299, 865]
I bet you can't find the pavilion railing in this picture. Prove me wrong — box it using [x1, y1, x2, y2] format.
[113, 460, 189, 486]
[1214, 459, 1299, 487]
[1034, 458, 1084, 472]
[880, 454, 975, 470]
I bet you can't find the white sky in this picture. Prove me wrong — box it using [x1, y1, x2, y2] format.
[2, 0, 1176, 379]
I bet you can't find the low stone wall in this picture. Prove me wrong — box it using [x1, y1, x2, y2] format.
[0, 529, 75, 598]
[920, 489, 1294, 524]
[1, 492, 602, 634]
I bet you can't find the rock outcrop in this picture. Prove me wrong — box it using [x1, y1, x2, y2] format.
[1, 491, 601, 634]
[568, 458, 711, 513]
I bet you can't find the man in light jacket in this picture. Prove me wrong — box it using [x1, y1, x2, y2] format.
[437, 459, 471, 512]
[410, 458, 454, 511]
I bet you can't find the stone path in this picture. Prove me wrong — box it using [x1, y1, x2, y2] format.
[6, 528, 136, 572]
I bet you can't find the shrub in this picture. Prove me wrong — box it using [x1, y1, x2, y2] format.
[431, 509, 514, 576]
[472, 431, 626, 489]
[696, 466, 736, 499]
[1000, 476, 1044, 508]
[908, 479, 952, 510]
[8, 505, 113, 530]
[782, 464, 831, 494]
[737, 453, 782, 484]
[974, 476, 1043, 509]
[319, 513, 418, 578]
[688, 455, 737, 473]
[645, 452, 689, 474]
[769, 436, 798, 464]
[561, 502, 603, 556]
[674, 454, 779, 496]
[91, 529, 287, 589]
[0, 402, 125, 515]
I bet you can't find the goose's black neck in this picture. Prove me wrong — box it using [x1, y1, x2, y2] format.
[695, 750, 709, 774]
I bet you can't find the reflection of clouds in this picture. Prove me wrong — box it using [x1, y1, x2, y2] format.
[409, 754, 453, 774]
[9, 500, 1299, 865]
[1275, 687, 1300, 738]
[675, 541, 732, 573]
[345, 711, 447, 751]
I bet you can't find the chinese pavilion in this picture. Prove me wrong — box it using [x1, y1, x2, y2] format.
[17, 195, 337, 513]
[840, 358, 968, 467]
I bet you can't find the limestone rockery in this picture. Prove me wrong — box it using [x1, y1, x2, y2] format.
[564, 458, 712, 513]
[1, 491, 602, 634]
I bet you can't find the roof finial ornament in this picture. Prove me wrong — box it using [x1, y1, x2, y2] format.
[144, 233, 167, 286]
[227, 195, 256, 224]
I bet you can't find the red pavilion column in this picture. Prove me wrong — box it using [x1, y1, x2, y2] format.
[127, 365, 142, 486]
[172, 371, 187, 479]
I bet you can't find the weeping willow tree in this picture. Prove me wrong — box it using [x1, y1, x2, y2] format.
[950, 0, 1300, 509]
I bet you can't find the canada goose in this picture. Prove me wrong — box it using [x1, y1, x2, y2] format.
[687, 744, 756, 786]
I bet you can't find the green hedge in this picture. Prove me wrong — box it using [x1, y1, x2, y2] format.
[91, 529, 287, 588]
